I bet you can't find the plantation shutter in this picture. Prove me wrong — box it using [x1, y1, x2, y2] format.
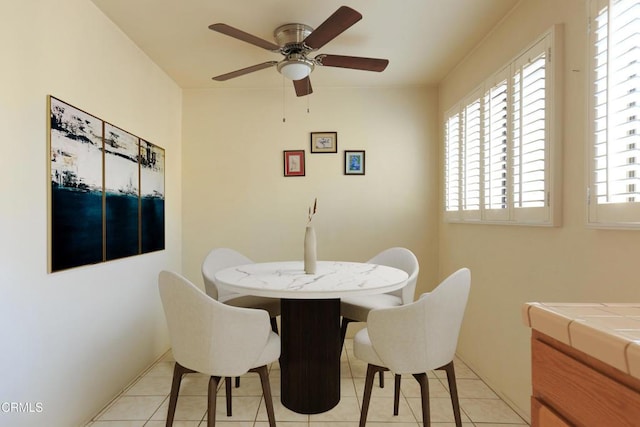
[589, 0, 640, 226]
[512, 37, 551, 222]
[462, 92, 482, 218]
[483, 68, 510, 220]
[445, 110, 461, 217]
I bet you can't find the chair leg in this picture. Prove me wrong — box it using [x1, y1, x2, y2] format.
[412, 372, 430, 427]
[166, 362, 194, 427]
[270, 316, 279, 334]
[225, 377, 232, 416]
[252, 365, 276, 427]
[359, 364, 386, 427]
[441, 361, 462, 427]
[379, 370, 384, 388]
[339, 317, 354, 350]
[393, 374, 401, 415]
[207, 376, 221, 427]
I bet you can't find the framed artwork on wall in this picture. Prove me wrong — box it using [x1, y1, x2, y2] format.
[310, 132, 337, 153]
[48, 95, 165, 272]
[49, 96, 105, 271]
[344, 150, 366, 175]
[284, 150, 305, 177]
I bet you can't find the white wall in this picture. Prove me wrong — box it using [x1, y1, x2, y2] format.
[0, 1, 182, 426]
[438, 0, 640, 420]
[181, 86, 439, 299]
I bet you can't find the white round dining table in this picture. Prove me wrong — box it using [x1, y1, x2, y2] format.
[214, 260, 409, 414]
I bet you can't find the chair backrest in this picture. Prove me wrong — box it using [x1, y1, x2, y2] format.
[158, 270, 272, 377]
[201, 248, 253, 300]
[367, 247, 419, 304]
[367, 268, 471, 374]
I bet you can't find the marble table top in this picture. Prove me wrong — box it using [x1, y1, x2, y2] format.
[214, 260, 409, 299]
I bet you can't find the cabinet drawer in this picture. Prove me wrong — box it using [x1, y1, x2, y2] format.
[532, 397, 571, 427]
[532, 338, 640, 426]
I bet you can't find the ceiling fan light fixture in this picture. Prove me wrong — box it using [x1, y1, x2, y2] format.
[277, 55, 315, 81]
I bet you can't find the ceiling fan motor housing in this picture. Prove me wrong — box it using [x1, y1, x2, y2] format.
[274, 23, 314, 53]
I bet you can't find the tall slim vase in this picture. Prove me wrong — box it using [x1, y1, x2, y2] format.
[304, 225, 317, 274]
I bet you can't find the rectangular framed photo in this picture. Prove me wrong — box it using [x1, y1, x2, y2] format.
[284, 150, 305, 177]
[344, 150, 366, 175]
[310, 131, 337, 153]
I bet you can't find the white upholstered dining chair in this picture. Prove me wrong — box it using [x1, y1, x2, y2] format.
[340, 247, 419, 387]
[202, 247, 281, 333]
[158, 270, 279, 427]
[354, 268, 471, 427]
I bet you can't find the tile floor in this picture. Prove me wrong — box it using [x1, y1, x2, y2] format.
[86, 340, 529, 426]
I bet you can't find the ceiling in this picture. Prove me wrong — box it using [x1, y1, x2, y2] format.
[90, 0, 519, 91]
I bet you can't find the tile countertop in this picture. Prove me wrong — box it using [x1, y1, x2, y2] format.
[522, 302, 640, 381]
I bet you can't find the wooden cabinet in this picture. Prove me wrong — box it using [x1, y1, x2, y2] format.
[531, 331, 640, 427]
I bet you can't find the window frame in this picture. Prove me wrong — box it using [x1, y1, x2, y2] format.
[443, 25, 563, 226]
[586, 0, 640, 228]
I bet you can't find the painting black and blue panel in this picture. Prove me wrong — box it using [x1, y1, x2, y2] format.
[104, 123, 140, 261]
[140, 140, 165, 253]
[50, 97, 104, 271]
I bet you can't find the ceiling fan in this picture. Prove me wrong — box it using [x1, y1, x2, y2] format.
[208, 6, 389, 97]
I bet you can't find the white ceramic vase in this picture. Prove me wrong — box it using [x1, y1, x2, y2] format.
[304, 225, 317, 274]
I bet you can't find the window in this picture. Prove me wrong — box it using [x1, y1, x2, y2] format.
[444, 26, 562, 225]
[588, 0, 640, 227]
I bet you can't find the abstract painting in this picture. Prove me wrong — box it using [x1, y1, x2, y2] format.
[48, 96, 166, 272]
[104, 123, 140, 261]
[140, 139, 165, 253]
[49, 97, 104, 271]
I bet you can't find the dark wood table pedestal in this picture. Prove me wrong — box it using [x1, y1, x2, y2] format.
[280, 298, 341, 414]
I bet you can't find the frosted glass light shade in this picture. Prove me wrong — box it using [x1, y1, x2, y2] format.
[279, 61, 312, 80]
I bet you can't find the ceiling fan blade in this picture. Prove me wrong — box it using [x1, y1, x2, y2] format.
[212, 61, 278, 81]
[209, 23, 280, 51]
[303, 6, 362, 50]
[316, 54, 389, 72]
[293, 77, 313, 97]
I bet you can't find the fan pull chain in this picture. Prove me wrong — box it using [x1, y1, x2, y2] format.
[282, 75, 286, 123]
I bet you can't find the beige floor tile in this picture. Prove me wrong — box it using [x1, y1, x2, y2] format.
[256, 422, 309, 427]
[179, 374, 211, 396]
[144, 421, 200, 427]
[87, 421, 145, 427]
[358, 396, 417, 423]
[471, 424, 528, 427]
[340, 359, 353, 377]
[150, 395, 207, 421]
[145, 361, 175, 377]
[87, 339, 527, 426]
[97, 396, 166, 421]
[460, 398, 526, 424]
[406, 396, 471, 424]
[399, 377, 451, 398]
[353, 377, 397, 400]
[255, 396, 309, 422]
[308, 396, 362, 422]
[309, 422, 363, 427]
[434, 363, 478, 380]
[446, 378, 499, 399]
[226, 376, 267, 397]
[125, 375, 172, 396]
[340, 377, 357, 397]
[214, 422, 256, 427]
[212, 395, 262, 421]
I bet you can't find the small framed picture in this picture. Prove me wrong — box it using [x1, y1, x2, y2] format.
[344, 150, 365, 175]
[283, 150, 305, 177]
[310, 132, 337, 153]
